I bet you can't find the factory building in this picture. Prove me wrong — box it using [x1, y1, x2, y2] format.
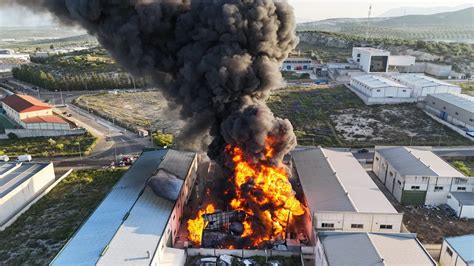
[292, 148, 403, 238]
[352, 47, 390, 73]
[0, 162, 55, 228]
[349, 75, 412, 105]
[425, 93, 474, 131]
[447, 192, 474, 219]
[373, 146, 473, 206]
[439, 235, 474, 266]
[392, 74, 461, 99]
[281, 57, 313, 71]
[315, 232, 436, 266]
[52, 149, 197, 266]
[1, 94, 70, 130]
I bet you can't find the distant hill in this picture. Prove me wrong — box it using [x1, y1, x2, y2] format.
[377, 7, 474, 27]
[378, 4, 473, 17]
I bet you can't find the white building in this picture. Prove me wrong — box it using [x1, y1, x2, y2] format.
[52, 149, 197, 266]
[393, 74, 461, 100]
[315, 232, 436, 266]
[281, 57, 313, 71]
[0, 162, 55, 228]
[292, 148, 403, 240]
[425, 93, 474, 131]
[447, 192, 474, 219]
[439, 234, 474, 266]
[349, 75, 413, 105]
[352, 47, 390, 73]
[373, 146, 473, 206]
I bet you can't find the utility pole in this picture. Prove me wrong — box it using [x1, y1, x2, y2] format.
[366, 4, 372, 40]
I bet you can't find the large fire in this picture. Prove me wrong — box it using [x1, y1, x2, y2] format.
[187, 138, 305, 248]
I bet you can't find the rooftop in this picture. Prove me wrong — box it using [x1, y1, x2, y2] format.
[427, 93, 474, 113]
[445, 234, 474, 264]
[352, 75, 407, 89]
[376, 147, 465, 177]
[1, 94, 51, 113]
[292, 148, 398, 213]
[318, 232, 435, 266]
[22, 115, 68, 124]
[450, 192, 474, 206]
[353, 47, 390, 54]
[52, 149, 196, 266]
[395, 74, 459, 88]
[0, 162, 52, 198]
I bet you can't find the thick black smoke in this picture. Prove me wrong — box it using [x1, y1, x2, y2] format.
[7, 0, 297, 163]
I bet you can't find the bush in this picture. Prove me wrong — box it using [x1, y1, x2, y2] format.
[152, 132, 174, 147]
[7, 133, 17, 140]
[451, 161, 472, 176]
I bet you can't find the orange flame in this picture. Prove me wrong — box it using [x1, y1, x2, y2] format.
[187, 203, 215, 245]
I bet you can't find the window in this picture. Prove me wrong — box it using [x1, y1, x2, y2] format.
[446, 247, 453, 257]
[351, 224, 364, 229]
[376, 89, 381, 92]
[397, 180, 402, 186]
[411, 186, 420, 190]
[375, 157, 379, 161]
[455, 112, 459, 115]
[380, 224, 393, 229]
[321, 223, 334, 228]
[402, 90, 407, 92]
[457, 187, 466, 191]
[434, 186, 443, 191]
[357, 53, 361, 57]
[389, 171, 394, 177]
[173, 214, 175, 221]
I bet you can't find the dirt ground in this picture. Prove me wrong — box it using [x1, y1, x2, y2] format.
[367, 170, 474, 244]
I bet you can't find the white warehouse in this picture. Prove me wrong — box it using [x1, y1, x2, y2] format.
[281, 57, 313, 71]
[352, 47, 390, 73]
[0, 162, 55, 228]
[447, 192, 474, 219]
[439, 235, 474, 266]
[393, 74, 461, 100]
[292, 147, 403, 241]
[425, 93, 474, 131]
[373, 146, 473, 206]
[349, 75, 413, 105]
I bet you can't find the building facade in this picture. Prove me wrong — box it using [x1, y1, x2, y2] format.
[439, 235, 474, 266]
[425, 93, 474, 131]
[373, 147, 473, 206]
[0, 162, 55, 228]
[352, 47, 390, 73]
[350, 75, 412, 104]
[447, 192, 474, 219]
[292, 148, 403, 242]
[281, 57, 313, 71]
[392, 74, 461, 99]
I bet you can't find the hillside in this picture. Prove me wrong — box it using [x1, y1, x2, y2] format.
[377, 7, 474, 27]
[378, 4, 472, 17]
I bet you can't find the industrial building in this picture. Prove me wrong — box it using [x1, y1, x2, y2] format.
[392, 74, 461, 99]
[315, 232, 436, 266]
[425, 93, 474, 131]
[439, 234, 474, 266]
[373, 147, 473, 206]
[352, 47, 390, 73]
[292, 148, 403, 237]
[281, 57, 313, 71]
[52, 149, 197, 266]
[1, 94, 70, 130]
[447, 192, 474, 219]
[0, 162, 55, 228]
[349, 75, 413, 105]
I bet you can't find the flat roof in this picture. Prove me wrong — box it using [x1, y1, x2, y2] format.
[353, 47, 390, 54]
[0, 162, 51, 198]
[318, 232, 435, 266]
[292, 148, 398, 213]
[52, 149, 196, 266]
[451, 192, 474, 206]
[445, 234, 474, 264]
[352, 75, 407, 89]
[376, 147, 465, 177]
[395, 74, 459, 88]
[427, 93, 474, 114]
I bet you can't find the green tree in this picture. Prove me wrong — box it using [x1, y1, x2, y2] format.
[55, 143, 65, 151]
[48, 138, 57, 147]
[152, 132, 174, 147]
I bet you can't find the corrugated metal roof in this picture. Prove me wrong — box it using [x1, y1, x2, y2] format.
[21, 115, 68, 124]
[292, 148, 398, 213]
[428, 93, 474, 113]
[0, 163, 17, 176]
[52, 150, 168, 266]
[0, 162, 51, 198]
[159, 149, 196, 180]
[97, 187, 174, 265]
[377, 147, 465, 177]
[352, 75, 407, 89]
[451, 192, 474, 206]
[1, 94, 51, 113]
[395, 74, 459, 88]
[445, 234, 474, 264]
[319, 232, 435, 266]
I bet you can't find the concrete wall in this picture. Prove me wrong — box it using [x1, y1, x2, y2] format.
[0, 128, 85, 139]
[0, 163, 55, 226]
[439, 241, 468, 266]
[22, 122, 70, 130]
[314, 212, 403, 233]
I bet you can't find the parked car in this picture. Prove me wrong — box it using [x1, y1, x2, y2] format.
[67, 114, 73, 117]
[16, 154, 32, 162]
[357, 148, 369, 153]
[0, 155, 9, 162]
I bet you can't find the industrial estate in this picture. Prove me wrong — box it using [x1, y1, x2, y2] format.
[0, 1, 473, 266]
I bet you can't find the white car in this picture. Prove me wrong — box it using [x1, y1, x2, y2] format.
[0, 155, 9, 162]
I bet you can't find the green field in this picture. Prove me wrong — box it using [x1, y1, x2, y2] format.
[0, 169, 126, 265]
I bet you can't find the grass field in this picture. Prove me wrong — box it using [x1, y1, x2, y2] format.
[459, 82, 474, 96]
[0, 169, 126, 265]
[0, 132, 97, 157]
[268, 86, 472, 147]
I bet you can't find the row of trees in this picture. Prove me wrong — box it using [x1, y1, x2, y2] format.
[12, 65, 152, 91]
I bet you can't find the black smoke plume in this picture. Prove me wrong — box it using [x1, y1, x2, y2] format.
[6, 0, 298, 163]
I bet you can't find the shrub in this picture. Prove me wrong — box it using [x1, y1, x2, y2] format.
[7, 133, 18, 140]
[152, 132, 174, 147]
